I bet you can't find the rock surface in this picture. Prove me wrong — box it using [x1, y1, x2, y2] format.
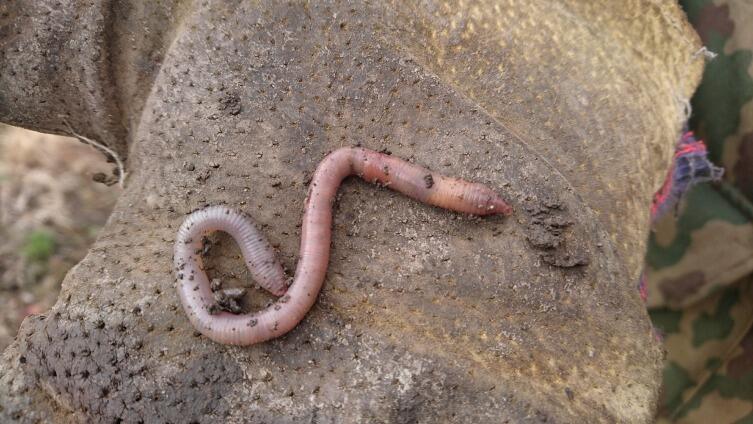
[0, 1, 703, 422]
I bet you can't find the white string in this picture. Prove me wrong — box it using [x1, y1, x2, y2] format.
[61, 119, 126, 188]
[693, 46, 717, 61]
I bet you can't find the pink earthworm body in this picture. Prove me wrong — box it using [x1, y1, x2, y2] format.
[174, 147, 512, 345]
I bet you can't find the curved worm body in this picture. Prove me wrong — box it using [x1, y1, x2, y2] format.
[174, 147, 512, 345]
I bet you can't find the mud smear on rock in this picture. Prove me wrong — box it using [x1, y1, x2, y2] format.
[523, 196, 589, 268]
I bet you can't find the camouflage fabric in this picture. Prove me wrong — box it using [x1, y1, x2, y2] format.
[647, 0, 753, 421]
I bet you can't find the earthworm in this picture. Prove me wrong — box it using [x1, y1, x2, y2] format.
[174, 147, 512, 345]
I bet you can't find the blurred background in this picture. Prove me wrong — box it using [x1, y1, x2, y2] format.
[0, 125, 119, 351]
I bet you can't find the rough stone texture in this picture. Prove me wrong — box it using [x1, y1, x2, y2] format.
[0, 1, 703, 422]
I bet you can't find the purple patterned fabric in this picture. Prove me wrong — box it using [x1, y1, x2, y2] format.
[638, 130, 723, 303]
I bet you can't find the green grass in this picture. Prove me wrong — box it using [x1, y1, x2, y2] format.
[22, 230, 56, 262]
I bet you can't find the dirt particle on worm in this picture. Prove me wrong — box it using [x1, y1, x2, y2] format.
[211, 288, 247, 314]
[201, 237, 211, 256]
[424, 174, 434, 188]
[210, 278, 222, 292]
